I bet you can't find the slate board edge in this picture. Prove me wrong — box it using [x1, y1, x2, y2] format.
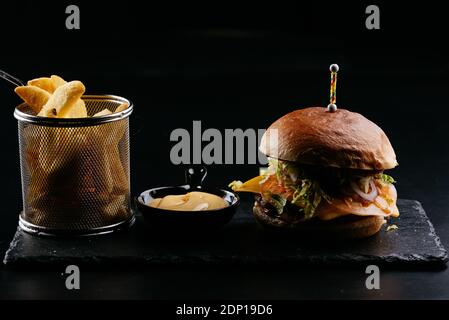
[3, 199, 449, 268]
[2, 226, 21, 266]
[3, 251, 448, 269]
[417, 200, 449, 262]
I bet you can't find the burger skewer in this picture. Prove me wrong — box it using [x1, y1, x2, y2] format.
[327, 63, 339, 112]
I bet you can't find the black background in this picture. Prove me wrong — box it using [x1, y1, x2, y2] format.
[1, 1, 449, 300]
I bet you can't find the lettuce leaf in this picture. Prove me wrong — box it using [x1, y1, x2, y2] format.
[379, 173, 396, 184]
[265, 159, 333, 219]
[291, 179, 332, 220]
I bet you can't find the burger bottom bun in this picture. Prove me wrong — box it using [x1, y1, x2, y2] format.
[253, 201, 385, 239]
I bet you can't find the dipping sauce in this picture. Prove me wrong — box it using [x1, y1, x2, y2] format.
[149, 191, 229, 211]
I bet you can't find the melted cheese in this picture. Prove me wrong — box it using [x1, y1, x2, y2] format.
[317, 184, 399, 221]
[229, 176, 263, 193]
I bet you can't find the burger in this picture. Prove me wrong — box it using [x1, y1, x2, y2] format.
[230, 107, 399, 239]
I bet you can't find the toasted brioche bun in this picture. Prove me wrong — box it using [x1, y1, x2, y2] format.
[259, 107, 397, 170]
[253, 200, 385, 239]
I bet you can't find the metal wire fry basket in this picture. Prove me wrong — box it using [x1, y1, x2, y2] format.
[14, 95, 135, 236]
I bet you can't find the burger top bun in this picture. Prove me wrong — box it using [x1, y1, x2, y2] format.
[259, 107, 397, 170]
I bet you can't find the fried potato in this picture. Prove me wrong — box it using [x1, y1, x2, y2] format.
[23, 75, 86, 118]
[66, 99, 88, 118]
[102, 195, 128, 220]
[93, 108, 112, 117]
[109, 146, 128, 193]
[27, 77, 54, 93]
[114, 102, 129, 113]
[15, 85, 51, 113]
[18, 75, 129, 121]
[28, 75, 67, 93]
[38, 127, 86, 174]
[87, 142, 115, 197]
[38, 81, 85, 118]
[51, 75, 67, 89]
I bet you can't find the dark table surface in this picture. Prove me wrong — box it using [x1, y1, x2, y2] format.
[1, 2, 449, 300]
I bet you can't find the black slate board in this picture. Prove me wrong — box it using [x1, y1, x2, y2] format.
[3, 199, 448, 269]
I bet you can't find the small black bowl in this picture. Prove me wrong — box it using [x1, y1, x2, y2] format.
[136, 166, 240, 230]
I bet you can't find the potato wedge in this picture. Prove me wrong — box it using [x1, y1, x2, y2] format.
[93, 108, 112, 117]
[28, 75, 67, 93]
[102, 194, 127, 220]
[15, 85, 51, 113]
[51, 75, 67, 89]
[114, 102, 129, 113]
[39, 80, 85, 118]
[27, 77, 54, 93]
[65, 99, 88, 118]
[109, 147, 128, 194]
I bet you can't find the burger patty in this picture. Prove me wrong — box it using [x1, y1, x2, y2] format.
[255, 194, 306, 223]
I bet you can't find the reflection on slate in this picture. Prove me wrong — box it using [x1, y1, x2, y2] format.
[3, 199, 448, 268]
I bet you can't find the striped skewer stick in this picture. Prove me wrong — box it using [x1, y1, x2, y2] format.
[327, 64, 339, 112]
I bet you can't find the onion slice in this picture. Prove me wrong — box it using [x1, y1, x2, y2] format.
[350, 179, 378, 201]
